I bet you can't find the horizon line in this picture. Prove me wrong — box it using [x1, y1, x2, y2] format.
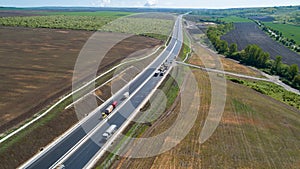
[1, 4, 299, 10]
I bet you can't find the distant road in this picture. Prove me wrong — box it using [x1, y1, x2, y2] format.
[20, 14, 184, 169]
[177, 61, 300, 95]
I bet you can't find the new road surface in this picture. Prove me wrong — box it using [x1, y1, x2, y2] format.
[20, 15, 184, 169]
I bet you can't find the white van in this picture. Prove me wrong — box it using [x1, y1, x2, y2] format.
[102, 124, 117, 140]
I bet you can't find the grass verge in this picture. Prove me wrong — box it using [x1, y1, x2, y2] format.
[228, 76, 300, 109]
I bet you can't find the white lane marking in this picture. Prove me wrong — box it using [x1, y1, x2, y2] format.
[85, 41, 181, 169]
[51, 41, 177, 168]
[2, 45, 164, 146]
[18, 45, 165, 169]
[65, 66, 134, 109]
[19, 16, 178, 169]
[85, 16, 184, 169]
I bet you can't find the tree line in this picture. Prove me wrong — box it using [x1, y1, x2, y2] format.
[207, 24, 300, 90]
[256, 21, 300, 53]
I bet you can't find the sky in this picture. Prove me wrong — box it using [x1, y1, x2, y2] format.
[0, 0, 299, 9]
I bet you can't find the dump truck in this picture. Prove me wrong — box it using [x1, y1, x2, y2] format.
[102, 101, 117, 119]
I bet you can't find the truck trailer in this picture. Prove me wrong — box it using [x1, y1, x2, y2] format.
[102, 101, 117, 119]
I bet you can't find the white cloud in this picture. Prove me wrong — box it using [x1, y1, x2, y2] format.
[101, 0, 111, 7]
[144, 0, 158, 7]
[92, 0, 111, 7]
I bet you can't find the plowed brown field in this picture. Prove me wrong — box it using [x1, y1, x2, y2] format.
[0, 27, 161, 134]
[221, 22, 300, 67]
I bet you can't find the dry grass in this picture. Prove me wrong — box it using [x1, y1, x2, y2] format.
[188, 44, 262, 77]
[185, 20, 262, 78]
[104, 24, 300, 168]
[101, 23, 299, 169]
[110, 68, 300, 168]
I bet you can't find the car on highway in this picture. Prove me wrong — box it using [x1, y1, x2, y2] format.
[102, 124, 117, 140]
[154, 70, 161, 77]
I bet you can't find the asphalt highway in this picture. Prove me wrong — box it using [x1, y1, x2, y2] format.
[21, 14, 183, 169]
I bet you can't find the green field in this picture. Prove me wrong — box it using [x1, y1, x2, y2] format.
[219, 16, 252, 23]
[100, 14, 175, 40]
[0, 12, 174, 38]
[37, 11, 133, 17]
[264, 22, 300, 44]
[0, 11, 134, 31]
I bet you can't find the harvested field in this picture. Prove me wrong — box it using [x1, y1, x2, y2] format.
[187, 28, 203, 35]
[221, 22, 300, 67]
[0, 26, 162, 134]
[0, 107, 78, 169]
[219, 16, 251, 23]
[100, 13, 175, 40]
[109, 69, 300, 169]
[105, 32, 300, 168]
[188, 45, 262, 77]
[0, 10, 40, 17]
[0, 27, 163, 168]
[185, 21, 262, 77]
[249, 16, 275, 22]
[128, 12, 175, 20]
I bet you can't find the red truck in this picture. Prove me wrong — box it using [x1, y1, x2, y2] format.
[102, 101, 117, 119]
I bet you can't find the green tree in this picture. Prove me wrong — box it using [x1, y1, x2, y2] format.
[229, 43, 238, 56]
[272, 56, 282, 74]
[292, 74, 300, 87]
[257, 52, 270, 68]
[217, 40, 228, 54]
[243, 44, 269, 68]
[280, 64, 290, 77]
[289, 64, 299, 80]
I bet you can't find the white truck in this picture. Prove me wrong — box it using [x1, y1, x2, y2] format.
[123, 92, 129, 99]
[56, 164, 65, 169]
[102, 124, 117, 140]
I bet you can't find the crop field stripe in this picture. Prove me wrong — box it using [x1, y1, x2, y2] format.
[263, 22, 300, 45]
[36, 11, 134, 16]
[221, 22, 300, 67]
[219, 16, 252, 23]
